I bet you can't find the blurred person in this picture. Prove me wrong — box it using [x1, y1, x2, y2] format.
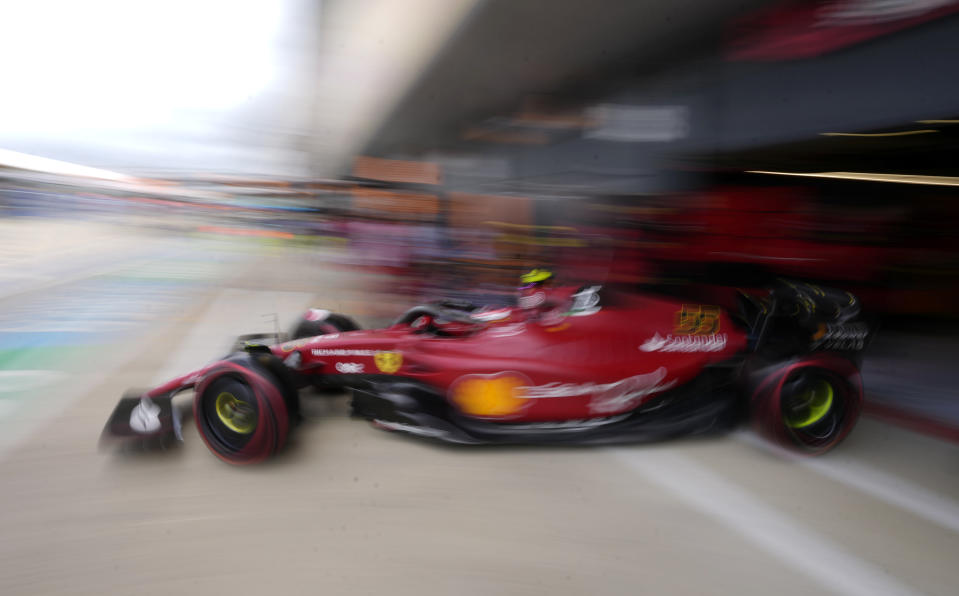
[517, 268, 567, 322]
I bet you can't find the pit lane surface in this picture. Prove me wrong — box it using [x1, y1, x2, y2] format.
[2, 220, 959, 596]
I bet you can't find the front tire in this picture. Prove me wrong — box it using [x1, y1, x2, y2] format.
[194, 355, 291, 464]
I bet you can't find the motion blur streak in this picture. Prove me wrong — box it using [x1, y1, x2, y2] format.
[748, 170, 959, 186]
[0, 149, 133, 182]
[613, 448, 923, 596]
[819, 130, 938, 137]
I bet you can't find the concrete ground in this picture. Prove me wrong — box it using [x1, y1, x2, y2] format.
[1, 218, 959, 596]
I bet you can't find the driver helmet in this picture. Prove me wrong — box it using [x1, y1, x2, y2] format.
[518, 268, 553, 309]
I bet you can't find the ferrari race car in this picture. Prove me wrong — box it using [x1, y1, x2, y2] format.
[102, 281, 871, 464]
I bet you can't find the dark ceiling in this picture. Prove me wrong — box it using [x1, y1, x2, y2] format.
[700, 121, 959, 177]
[365, 0, 771, 156]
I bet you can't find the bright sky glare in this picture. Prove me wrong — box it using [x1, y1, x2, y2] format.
[0, 0, 284, 135]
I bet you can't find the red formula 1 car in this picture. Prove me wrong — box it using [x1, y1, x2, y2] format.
[102, 281, 870, 464]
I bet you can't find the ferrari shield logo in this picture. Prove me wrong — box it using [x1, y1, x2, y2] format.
[374, 351, 403, 374]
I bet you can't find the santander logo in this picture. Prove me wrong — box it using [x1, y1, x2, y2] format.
[640, 333, 727, 353]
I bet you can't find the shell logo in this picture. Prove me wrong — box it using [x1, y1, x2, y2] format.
[449, 372, 532, 419]
[280, 338, 309, 353]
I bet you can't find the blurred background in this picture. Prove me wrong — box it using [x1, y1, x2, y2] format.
[3, 1, 959, 595]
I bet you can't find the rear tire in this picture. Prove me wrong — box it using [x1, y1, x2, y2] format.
[748, 357, 862, 455]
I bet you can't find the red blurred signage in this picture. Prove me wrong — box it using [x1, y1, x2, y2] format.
[727, 0, 959, 61]
[352, 156, 441, 185]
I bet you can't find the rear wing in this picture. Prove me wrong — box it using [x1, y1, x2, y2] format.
[741, 280, 874, 356]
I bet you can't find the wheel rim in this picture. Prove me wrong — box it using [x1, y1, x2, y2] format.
[214, 391, 257, 434]
[777, 369, 851, 451]
[783, 379, 834, 429]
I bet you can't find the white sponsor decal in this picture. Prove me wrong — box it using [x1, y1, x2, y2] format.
[639, 333, 728, 353]
[512, 367, 675, 414]
[129, 398, 161, 434]
[568, 285, 602, 316]
[814, 322, 869, 351]
[304, 308, 331, 322]
[311, 349, 376, 357]
[518, 291, 546, 309]
[539, 308, 567, 327]
[487, 322, 526, 338]
[335, 362, 364, 373]
[373, 420, 449, 439]
[313, 333, 340, 340]
[283, 351, 302, 369]
[499, 413, 630, 431]
[471, 308, 511, 322]
[588, 368, 677, 414]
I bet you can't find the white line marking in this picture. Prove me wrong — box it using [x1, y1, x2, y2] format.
[736, 431, 959, 535]
[130, 514, 235, 526]
[612, 448, 923, 596]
